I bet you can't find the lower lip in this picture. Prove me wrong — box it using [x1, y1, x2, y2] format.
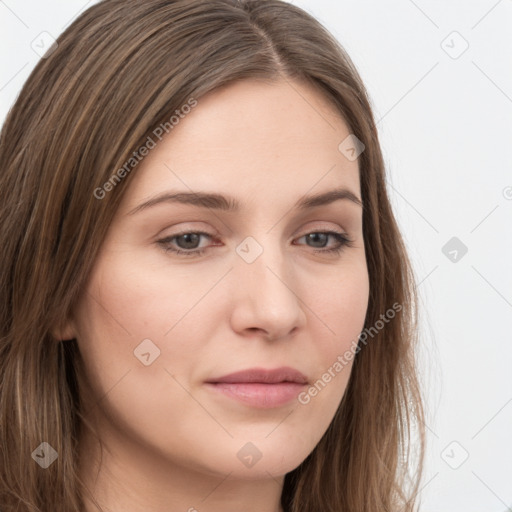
[204, 382, 306, 408]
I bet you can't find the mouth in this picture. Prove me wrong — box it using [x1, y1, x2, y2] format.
[204, 366, 308, 408]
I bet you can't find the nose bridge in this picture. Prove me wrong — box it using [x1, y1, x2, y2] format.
[236, 233, 290, 293]
[230, 232, 305, 337]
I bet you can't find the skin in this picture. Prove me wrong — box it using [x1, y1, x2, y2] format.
[57, 78, 369, 512]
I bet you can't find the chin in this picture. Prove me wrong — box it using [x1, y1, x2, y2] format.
[215, 433, 316, 479]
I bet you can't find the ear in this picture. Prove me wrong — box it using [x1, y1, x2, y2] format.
[51, 318, 76, 341]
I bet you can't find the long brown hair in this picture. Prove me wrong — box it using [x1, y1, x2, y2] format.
[0, 1, 425, 510]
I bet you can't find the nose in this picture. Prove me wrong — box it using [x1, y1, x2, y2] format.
[229, 239, 306, 341]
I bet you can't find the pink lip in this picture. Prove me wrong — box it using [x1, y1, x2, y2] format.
[204, 367, 308, 408]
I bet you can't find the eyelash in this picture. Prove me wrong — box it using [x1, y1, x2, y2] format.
[157, 230, 354, 258]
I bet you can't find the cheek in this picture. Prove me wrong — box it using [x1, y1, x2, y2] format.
[312, 259, 370, 354]
[71, 254, 188, 405]
[72, 248, 232, 433]
[72, 255, 216, 463]
[297, 260, 369, 413]
[77, 249, 213, 345]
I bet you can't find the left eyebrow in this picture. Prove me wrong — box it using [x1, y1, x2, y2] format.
[127, 187, 363, 216]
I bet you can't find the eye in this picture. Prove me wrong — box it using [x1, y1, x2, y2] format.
[157, 230, 354, 258]
[293, 231, 354, 255]
[157, 231, 216, 257]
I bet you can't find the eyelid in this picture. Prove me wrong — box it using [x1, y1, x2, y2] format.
[156, 222, 347, 244]
[157, 218, 350, 239]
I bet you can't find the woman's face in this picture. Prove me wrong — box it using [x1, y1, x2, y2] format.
[68, 78, 369, 482]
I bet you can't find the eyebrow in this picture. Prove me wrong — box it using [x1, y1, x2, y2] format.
[127, 187, 363, 216]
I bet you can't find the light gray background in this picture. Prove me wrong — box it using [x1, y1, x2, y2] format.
[1, 1, 511, 510]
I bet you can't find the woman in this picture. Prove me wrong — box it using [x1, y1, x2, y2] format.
[0, 1, 425, 510]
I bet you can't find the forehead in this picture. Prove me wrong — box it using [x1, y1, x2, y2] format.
[121, 78, 361, 212]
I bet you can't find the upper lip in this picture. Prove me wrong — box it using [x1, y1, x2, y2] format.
[205, 366, 308, 384]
